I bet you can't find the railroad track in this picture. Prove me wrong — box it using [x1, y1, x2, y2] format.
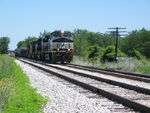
[18, 58, 150, 113]
[67, 64, 150, 83]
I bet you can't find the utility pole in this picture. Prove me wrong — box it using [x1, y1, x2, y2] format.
[79, 36, 81, 58]
[41, 36, 43, 60]
[76, 29, 81, 58]
[108, 27, 126, 62]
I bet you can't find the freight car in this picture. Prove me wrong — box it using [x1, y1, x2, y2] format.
[26, 30, 73, 63]
[15, 48, 27, 57]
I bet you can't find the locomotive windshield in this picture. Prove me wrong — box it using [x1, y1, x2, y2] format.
[53, 38, 73, 42]
[51, 30, 72, 38]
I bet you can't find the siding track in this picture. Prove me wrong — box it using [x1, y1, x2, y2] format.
[67, 64, 150, 83]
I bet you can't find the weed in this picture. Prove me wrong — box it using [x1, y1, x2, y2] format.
[0, 55, 47, 113]
[72, 56, 150, 75]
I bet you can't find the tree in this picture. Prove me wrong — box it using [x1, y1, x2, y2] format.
[0, 37, 10, 54]
[24, 37, 37, 46]
[101, 45, 125, 62]
[17, 37, 37, 49]
[39, 30, 51, 38]
[121, 28, 150, 58]
[17, 31, 51, 49]
[17, 41, 26, 48]
[73, 29, 114, 57]
[16, 30, 50, 49]
[133, 49, 144, 60]
[73, 29, 89, 56]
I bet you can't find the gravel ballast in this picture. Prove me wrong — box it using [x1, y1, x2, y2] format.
[16, 60, 111, 113]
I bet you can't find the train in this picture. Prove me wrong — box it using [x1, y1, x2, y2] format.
[16, 30, 74, 63]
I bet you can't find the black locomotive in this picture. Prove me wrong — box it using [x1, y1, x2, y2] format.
[16, 30, 73, 63]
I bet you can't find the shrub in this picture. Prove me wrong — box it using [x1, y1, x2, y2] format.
[86, 45, 102, 63]
[101, 45, 126, 62]
[133, 49, 145, 60]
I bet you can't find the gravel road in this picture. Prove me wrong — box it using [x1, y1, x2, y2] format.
[16, 60, 111, 113]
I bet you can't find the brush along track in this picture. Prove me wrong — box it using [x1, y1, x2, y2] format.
[18, 59, 150, 113]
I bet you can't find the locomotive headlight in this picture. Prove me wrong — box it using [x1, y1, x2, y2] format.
[61, 30, 64, 34]
[68, 49, 70, 51]
[57, 48, 59, 51]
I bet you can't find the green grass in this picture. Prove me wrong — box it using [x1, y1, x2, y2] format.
[0, 55, 47, 113]
[133, 64, 150, 74]
[0, 55, 14, 79]
[72, 56, 150, 75]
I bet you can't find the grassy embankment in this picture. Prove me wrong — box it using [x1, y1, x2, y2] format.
[71, 56, 150, 75]
[0, 55, 47, 113]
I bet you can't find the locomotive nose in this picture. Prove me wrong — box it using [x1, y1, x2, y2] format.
[60, 43, 65, 49]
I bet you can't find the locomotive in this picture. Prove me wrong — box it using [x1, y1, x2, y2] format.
[26, 30, 73, 63]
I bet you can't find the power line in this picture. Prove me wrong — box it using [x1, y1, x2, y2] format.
[107, 27, 127, 62]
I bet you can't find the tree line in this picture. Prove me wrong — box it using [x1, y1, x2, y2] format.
[17, 28, 150, 62]
[16, 30, 50, 49]
[73, 28, 150, 62]
[1, 28, 149, 62]
[121, 28, 150, 58]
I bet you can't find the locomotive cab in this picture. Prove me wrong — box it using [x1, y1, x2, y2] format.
[48, 30, 73, 63]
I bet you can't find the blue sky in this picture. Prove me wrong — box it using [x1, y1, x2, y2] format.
[0, 0, 150, 50]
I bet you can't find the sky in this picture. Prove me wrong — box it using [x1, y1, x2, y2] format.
[0, 0, 150, 50]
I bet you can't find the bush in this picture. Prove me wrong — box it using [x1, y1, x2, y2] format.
[101, 45, 125, 62]
[133, 49, 145, 60]
[86, 45, 102, 63]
